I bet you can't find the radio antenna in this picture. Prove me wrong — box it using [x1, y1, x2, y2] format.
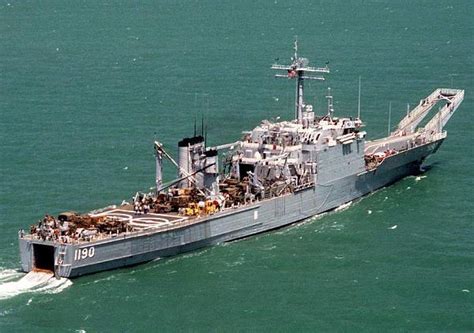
[388, 101, 392, 136]
[271, 39, 330, 124]
[357, 76, 361, 119]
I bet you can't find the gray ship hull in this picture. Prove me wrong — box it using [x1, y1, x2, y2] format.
[19, 139, 443, 278]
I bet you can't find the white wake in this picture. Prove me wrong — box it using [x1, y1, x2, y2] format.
[0, 268, 23, 283]
[0, 270, 72, 300]
[335, 201, 352, 212]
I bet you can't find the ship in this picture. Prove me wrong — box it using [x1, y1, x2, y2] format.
[18, 41, 464, 278]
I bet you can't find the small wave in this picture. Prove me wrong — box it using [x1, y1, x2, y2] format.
[0, 268, 23, 283]
[330, 222, 345, 231]
[261, 245, 276, 251]
[0, 271, 72, 300]
[335, 201, 352, 212]
[93, 274, 117, 284]
[225, 258, 245, 268]
[274, 215, 323, 235]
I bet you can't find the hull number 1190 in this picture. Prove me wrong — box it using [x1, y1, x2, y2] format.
[74, 247, 95, 261]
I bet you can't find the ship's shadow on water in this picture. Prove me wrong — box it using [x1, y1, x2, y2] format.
[418, 162, 438, 173]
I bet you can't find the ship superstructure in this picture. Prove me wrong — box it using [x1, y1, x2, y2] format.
[19, 42, 464, 278]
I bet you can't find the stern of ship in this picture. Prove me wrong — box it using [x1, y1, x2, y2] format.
[19, 238, 76, 278]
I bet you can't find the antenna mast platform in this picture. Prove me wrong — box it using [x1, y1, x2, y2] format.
[271, 39, 330, 124]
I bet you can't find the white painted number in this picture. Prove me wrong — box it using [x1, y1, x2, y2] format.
[74, 247, 95, 261]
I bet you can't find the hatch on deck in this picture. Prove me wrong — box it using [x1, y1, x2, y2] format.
[33, 244, 55, 272]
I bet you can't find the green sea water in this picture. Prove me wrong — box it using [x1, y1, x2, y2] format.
[1, 0, 473, 331]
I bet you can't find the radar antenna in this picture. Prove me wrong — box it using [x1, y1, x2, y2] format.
[272, 38, 330, 124]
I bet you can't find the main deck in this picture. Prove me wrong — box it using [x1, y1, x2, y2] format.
[22, 200, 264, 246]
[92, 207, 188, 231]
[22, 205, 192, 245]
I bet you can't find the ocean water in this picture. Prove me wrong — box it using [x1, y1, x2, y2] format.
[1, 0, 473, 331]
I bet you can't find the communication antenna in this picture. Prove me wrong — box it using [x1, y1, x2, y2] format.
[326, 87, 334, 119]
[201, 113, 204, 137]
[293, 36, 298, 60]
[388, 101, 392, 136]
[271, 39, 330, 124]
[193, 114, 197, 137]
[357, 76, 361, 119]
[194, 93, 198, 136]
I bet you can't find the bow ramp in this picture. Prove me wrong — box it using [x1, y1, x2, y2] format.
[365, 88, 464, 156]
[393, 88, 464, 137]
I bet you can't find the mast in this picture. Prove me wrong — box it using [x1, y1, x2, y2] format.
[154, 141, 164, 193]
[388, 102, 392, 136]
[357, 76, 361, 119]
[326, 87, 334, 119]
[272, 39, 330, 124]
